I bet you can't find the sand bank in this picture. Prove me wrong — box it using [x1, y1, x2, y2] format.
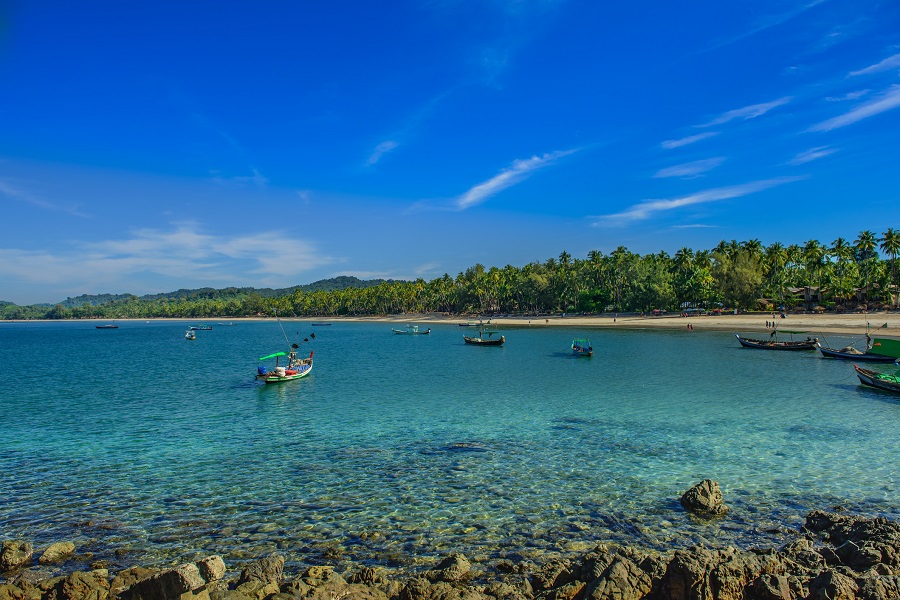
[320, 311, 900, 336]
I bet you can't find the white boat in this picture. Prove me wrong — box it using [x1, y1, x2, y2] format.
[185, 329, 196, 340]
[392, 324, 431, 335]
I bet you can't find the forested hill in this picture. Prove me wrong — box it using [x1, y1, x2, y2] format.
[48, 276, 398, 308]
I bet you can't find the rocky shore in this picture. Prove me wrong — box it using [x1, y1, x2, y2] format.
[2, 483, 899, 600]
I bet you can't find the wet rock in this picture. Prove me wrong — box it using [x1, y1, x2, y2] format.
[1, 542, 34, 572]
[347, 567, 389, 586]
[398, 578, 487, 600]
[749, 574, 791, 600]
[529, 558, 575, 592]
[806, 569, 858, 600]
[423, 554, 471, 584]
[804, 510, 900, 571]
[195, 558, 225, 584]
[659, 545, 769, 600]
[0, 584, 26, 600]
[109, 568, 158, 599]
[680, 480, 728, 516]
[856, 572, 900, 600]
[581, 555, 650, 600]
[44, 571, 110, 600]
[126, 563, 207, 600]
[236, 555, 283, 587]
[39, 543, 76, 566]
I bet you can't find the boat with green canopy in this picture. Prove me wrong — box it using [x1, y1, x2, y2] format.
[256, 348, 314, 383]
[571, 338, 593, 357]
[854, 364, 900, 394]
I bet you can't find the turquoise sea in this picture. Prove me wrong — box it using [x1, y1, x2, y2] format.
[0, 320, 897, 574]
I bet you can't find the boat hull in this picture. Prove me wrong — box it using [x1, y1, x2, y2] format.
[854, 365, 900, 393]
[464, 335, 505, 346]
[256, 365, 313, 384]
[819, 346, 897, 362]
[735, 335, 817, 350]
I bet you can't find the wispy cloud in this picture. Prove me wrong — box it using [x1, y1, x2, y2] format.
[808, 84, 900, 132]
[787, 146, 838, 165]
[660, 132, 720, 149]
[0, 177, 90, 217]
[672, 224, 718, 229]
[210, 168, 268, 187]
[455, 149, 577, 210]
[704, 0, 827, 51]
[849, 53, 900, 77]
[700, 97, 793, 127]
[0, 224, 334, 295]
[366, 140, 399, 166]
[825, 90, 870, 102]
[593, 177, 806, 225]
[653, 157, 725, 179]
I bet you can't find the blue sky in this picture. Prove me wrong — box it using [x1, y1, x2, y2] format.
[1, 1, 899, 304]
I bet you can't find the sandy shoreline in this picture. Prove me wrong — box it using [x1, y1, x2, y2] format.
[294, 311, 900, 337]
[7, 311, 900, 336]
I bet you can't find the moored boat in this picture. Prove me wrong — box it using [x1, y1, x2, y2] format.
[256, 349, 314, 383]
[464, 327, 505, 346]
[572, 338, 593, 357]
[818, 343, 899, 362]
[95, 324, 118, 329]
[854, 364, 900, 393]
[392, 324, 431, 335]
[190, 325, 213, 331]
[735, 334, 818, 350]
[185, 329, 196, 340]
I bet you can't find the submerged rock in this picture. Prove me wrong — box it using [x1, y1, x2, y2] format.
[680, 479, 729, 516]
[38, 544, 75, 566]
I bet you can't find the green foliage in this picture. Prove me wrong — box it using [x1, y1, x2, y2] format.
[2, 231, 896, 320]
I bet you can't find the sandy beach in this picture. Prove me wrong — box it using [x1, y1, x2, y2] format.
[301, 311, 900, 337]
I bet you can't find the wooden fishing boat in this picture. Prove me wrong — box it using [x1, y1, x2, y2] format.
[185, 329, 196, 340]
[392, 324, 431, 335]
[311, 322, 332, 326]
[256, 349, 314, 383]
[735, 334, 818, 350]
[464, 327, 505, 346]
[190, 325, 213, 331]
[95, 324, 118, 329]
[854, 364, 900, 393]
[818, 343, 898, 362]
[459, 319, 490, 327]
[572, 338, 593, 357]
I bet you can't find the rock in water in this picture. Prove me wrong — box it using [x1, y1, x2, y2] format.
[680, 479, 728, 516]
[0, 541, 34, 572]
[38, 542, 75, 565]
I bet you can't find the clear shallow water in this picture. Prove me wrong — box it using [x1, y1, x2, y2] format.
[0, 320, 897, 574]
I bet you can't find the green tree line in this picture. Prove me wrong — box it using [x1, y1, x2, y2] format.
[3, 229, 899, 320]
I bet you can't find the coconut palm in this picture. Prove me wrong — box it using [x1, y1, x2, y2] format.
[880, 228, 900, 308]
[855, 230, 878, 305]
[802, 239, 826, 310]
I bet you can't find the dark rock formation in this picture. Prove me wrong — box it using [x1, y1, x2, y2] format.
[1, 542, 34, 572]
[679, 480, 728, 516]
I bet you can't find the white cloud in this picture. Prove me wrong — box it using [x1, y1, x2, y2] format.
[211, 168, 268, 186]
[366, 140, 399, 166]
[0, 177, 90, 217]
[850, 53, 900, 76]
[825, 90, 870, 102]
[455, 149, 577, 210]
[0, 224, 333, 294]
[653, 157, 725, 179]
[593, 177, 806, 225]
[672, 224, 718, 229]
[808, 84, 900, 132]
[787, 146, 838, 165]
[660, 132, 720, 149]
[700, 97, 792, 127]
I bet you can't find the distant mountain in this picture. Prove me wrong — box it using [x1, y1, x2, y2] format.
[55, 276, 400, 307]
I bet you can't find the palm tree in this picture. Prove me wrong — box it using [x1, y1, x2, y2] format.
[830, 237, 852, 307]
[802, 239, 825, 310]
[764, 242, 787, 307]
[880, 228, 900, 308]
[855, 230, 878, 306]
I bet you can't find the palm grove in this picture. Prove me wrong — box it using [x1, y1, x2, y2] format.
[3, 229, 899, 321]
